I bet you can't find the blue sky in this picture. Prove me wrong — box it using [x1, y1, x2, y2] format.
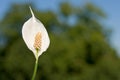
[0, 0, 120, 55]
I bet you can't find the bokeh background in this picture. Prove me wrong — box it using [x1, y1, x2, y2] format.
[0, 0, 120, 80]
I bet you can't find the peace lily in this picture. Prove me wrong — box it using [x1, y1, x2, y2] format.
[22, 7, 50, 80]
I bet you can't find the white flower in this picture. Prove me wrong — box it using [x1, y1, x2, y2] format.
[22, 7, 50, 59]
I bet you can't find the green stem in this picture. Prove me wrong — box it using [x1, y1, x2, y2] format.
[31, 58, 38, 80]
[31, 51, 39, 80]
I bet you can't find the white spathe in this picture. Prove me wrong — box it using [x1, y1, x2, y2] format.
[22, 7, 50, 59]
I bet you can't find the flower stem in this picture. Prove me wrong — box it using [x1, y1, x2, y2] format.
[31, 50, 39, 80]
[31, 58, 38, 80]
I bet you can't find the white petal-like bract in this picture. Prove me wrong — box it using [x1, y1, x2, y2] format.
[22, 7, 50, 59]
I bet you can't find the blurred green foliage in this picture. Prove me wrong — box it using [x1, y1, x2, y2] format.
[0, 2, 120, 80]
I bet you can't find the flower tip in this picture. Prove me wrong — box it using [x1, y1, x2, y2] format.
[29, 6, 35, 18]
